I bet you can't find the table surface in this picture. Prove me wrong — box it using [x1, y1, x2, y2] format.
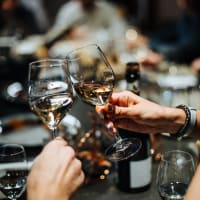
[73, 164, 160, 200]
[0, 89, 199, 200]
[72, 135, 198, 200]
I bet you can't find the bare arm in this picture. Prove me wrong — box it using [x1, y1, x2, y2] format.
[96, 90, 199, 138]
[184, 164, 200, 200]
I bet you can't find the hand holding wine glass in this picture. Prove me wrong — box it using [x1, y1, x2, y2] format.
[157, 150, 195, 200]
[28, 59, 74, 139]
[66, 44, 141, 161]
[0, 144, 27, 200]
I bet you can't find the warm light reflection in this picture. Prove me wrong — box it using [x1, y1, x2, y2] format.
[85, 132, 91, 138]
[150, 148, 155, 155]
[155, 153, 162, 161]
[104, 169, 110, 175]
[196, 140, 200, 149]
[80, 137, 86, 144]
[125, 29, 138, 41]
[100, 175, 105, 180]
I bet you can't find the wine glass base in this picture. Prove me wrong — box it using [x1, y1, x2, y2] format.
[105, 138, 142, 161]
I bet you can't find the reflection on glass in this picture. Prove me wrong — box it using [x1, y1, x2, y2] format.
[28, 59, 74, 138]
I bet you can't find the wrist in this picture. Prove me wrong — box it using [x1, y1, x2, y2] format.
[170, 105, 197, 140]
[162, 107, 186, 134]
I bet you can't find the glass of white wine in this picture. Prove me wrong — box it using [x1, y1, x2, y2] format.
[28, 59, 74, 139]
[66, 44, 141, 161]
[157, 150, 195, 200]
[0, 144, 27, 200]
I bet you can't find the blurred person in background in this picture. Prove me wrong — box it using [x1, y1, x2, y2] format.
[0, 0, 48, 82]
[45, 0, 127, 45]
[107, 0, 154, 32]
[140, 0, 200, 66]
[0, 0, 46, 38]
[27, 137, 85, 200]
[20, 0, 49, 33]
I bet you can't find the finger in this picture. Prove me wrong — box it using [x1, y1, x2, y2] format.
[96, 105, 106, 113]
[95, 104, 115, 121]
[114, 105, 136, 119]
[64, 158, 84, 183]
[109, 91, 139, 106]
[52, 146, 76, 177]
[61, 146, 76, 164]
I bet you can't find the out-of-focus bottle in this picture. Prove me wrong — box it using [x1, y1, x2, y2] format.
[116, 62, 152, 193]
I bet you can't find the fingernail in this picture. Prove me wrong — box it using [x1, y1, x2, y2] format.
[107, 104, 114, 113]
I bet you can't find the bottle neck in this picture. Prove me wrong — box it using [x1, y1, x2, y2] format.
[127, 80, 140, 96]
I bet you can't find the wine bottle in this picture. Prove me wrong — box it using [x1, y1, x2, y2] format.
[116, 62, 152, 193]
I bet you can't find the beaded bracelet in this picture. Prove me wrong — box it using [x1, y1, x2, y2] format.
[171, 104, 193, 140]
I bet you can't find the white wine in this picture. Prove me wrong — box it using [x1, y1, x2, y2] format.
[74, 82, 113, 106]
[30, 93, 73, 129]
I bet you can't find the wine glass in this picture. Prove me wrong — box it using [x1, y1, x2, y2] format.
[66, 43, 141, 161]
[28, 59, 74, 139]
[0, 144, 27, 200]
[157, 150, 195, 200]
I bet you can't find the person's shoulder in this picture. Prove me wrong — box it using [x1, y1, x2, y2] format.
[59, 1, 81, 13]
[96, 1, 115, 9]
[96, 0, 116, 12]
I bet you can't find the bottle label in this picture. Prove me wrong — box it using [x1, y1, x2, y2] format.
[130, 157, 152, 188]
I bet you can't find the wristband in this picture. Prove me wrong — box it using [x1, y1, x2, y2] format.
[186, 107, 196, 137]
[171, 104, 196, 140]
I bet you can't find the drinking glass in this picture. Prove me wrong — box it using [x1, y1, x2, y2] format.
[0, 144, 27, 200]
[66, 44, 141, 161]
[28, 59, 74, 139]
[157, 150, 195, 200]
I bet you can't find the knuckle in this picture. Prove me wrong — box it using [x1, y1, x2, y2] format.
[74, 158, 82, 170]
[65, 146, 76, 158]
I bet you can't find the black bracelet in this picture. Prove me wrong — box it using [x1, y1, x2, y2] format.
[171, 104, 191, 140]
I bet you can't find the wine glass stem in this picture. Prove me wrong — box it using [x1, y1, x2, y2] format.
[106, 121, 124, 150]
[113, 131, 124, 150]
[51, 127, 57, 139]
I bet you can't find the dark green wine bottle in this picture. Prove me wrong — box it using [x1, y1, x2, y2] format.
[117, 62, 152, 193]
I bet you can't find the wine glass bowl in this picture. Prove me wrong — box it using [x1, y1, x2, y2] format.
[67, 44, 142, 161]
[157, 150, 195, 200]
[0, 144, 27, 200]
[28, 59, 74, 139]
[67, 44, 115, 106]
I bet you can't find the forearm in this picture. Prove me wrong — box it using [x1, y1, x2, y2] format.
[157, 107, 186, 134]
[162, 107, 200, 139]
[184, 164, 200, 200]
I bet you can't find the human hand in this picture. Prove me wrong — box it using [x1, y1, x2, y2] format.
[27, 137, 85, 200]
[140, 50, 164, 69]
[96, 91, 185, 135]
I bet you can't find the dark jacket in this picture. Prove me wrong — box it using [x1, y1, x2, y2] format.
[149, 10, 200, 64]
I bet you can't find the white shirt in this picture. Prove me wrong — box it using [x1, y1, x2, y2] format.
[52, 0, 127, 39]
